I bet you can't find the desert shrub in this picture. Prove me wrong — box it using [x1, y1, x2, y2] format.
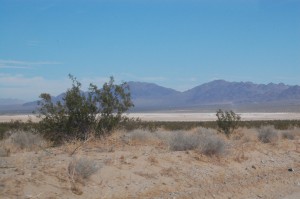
[68, 157, 99, 180]
[169, 131, 201, 151]
[281, 131, 295, 140]
[126, 129, 157, 142]
[37, 75, 134, 144]
[257, 126, 279, 143]
[198, 135, 226, 156]
[216, 109, 241, 137]
[0, 120, 37, 140]
[9, 131, 44, 150]
[168, 129, 227, 156]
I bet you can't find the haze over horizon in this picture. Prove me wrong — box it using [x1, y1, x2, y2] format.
[1, 0, 299, 100]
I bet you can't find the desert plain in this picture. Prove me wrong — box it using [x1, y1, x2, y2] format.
[0, 113, 300, 199]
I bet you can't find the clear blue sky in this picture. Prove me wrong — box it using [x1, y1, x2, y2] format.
[1, 0, 299, 100]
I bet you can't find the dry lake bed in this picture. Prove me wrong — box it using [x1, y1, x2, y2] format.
[1, 112, 300, 123]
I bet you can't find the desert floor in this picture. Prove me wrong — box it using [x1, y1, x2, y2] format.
[1, 127, 300, 199]
[1, 112, 300, 123]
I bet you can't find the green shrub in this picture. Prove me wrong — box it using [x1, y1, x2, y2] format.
[216, 109, 241, 137]
[37, 75, 134, 144]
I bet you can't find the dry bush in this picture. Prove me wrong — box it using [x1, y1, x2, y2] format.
[281, 131, 295, 140]
[257, 126, 279, 143]
[198, 134, 226, 156]
[68, 157, 100, 181]
[126, 129, 156, 142]
[7, 130, 46, 150]
[168, 128, 227, 156]
[169, 131, 200, 151]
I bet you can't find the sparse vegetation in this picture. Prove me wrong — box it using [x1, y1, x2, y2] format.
[258, 126, 279, 143]
[9, 130, 45, 150]
[216, 109, 241, 137]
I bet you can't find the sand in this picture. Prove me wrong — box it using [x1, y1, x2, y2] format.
[1, 129, 300, 199]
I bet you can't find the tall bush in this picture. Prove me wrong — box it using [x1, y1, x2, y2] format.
[37, 75, 133, 144]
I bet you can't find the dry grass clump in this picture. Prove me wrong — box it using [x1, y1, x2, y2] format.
[168, 128, 227, 156]
[126, 129, 156, 142]
[281, 131, 295, 140]
[198, 134, 226, 156]
[68, 157, 100, 180]
[6, 130, 46, 151]
[169, 131, 200, 151]
[257, 126, 279, 143]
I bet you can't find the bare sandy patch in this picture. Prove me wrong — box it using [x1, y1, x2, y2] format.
[1, 128, 300, 199]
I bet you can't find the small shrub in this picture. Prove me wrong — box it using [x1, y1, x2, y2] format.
[257, 126, 279, 143]
[9, 131, 44, 150]
[168, 129, 227, 156]
[281, 131, 295, 140]
[126, 130, 155, 142]
[199, 135, 226, 156]
[216, 109, 241, 137]
[68, 158, 99, 180]
[169, 131, 200, 151]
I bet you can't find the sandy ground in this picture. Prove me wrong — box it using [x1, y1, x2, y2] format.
[1, 112, 300, 123]
[1, 128, 300, 199]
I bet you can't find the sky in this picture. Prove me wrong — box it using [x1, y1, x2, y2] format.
[0, 0, 300, 101]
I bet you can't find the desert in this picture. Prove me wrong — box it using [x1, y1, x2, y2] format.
[1, 114, 300, 199]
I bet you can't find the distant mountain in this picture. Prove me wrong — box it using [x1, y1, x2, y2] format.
[128, 80, 300, 111]
[127, 82, 181, 109]
[182, 80, 291, 104]
[1, 80, 300, 113]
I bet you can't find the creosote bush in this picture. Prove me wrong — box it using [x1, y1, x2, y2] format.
[216, 109, 241, 137]
[37, 74, 134, 144]
[258, 126, 279, 143]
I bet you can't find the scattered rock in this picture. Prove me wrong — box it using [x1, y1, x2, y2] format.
[288, 168, 294, 172]
[252, 165, 256, 169]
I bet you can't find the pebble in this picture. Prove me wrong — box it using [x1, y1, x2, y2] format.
[288, 168, 294, 172]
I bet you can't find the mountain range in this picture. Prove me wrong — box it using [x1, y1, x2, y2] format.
[1, 80, 300, 113]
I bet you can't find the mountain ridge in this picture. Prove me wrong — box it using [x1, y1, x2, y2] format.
[1, 80, 300, 113]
